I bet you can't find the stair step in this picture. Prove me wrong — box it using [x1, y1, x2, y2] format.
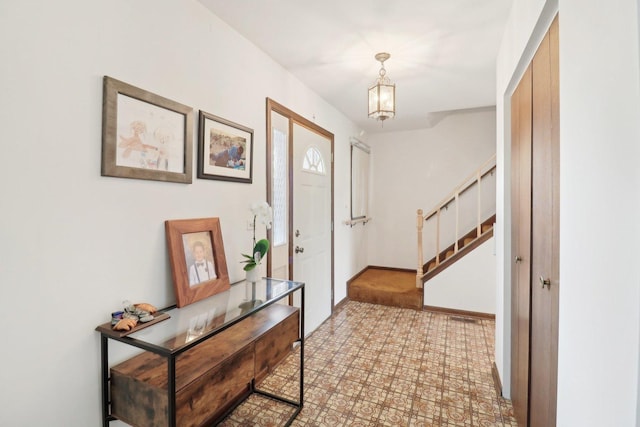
[427, 261, 436, 272]
[463, 237, 474, 247]
[482, 224, 492, 233]
[445, 250, 455, 259]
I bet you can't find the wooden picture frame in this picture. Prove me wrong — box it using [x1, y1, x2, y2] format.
[198, 111, 253, 183]
[102, 76, 193, 183]
[165, 217, 230, 307]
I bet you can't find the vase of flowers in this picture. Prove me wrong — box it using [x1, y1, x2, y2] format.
[242, 202, 273, 283]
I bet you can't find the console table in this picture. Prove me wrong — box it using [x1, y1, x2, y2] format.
[96, 278, 304, 427]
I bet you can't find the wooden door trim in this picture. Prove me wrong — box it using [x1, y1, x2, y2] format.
[265, 98, 335, 310]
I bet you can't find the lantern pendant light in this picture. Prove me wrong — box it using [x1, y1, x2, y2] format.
[368, 52, 396, 123]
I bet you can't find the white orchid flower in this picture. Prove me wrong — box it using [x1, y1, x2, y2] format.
[250, 201, 273, 230]
[243, 202, 273, 272]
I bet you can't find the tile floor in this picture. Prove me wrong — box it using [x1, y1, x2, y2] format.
[220, 300, 517, 426]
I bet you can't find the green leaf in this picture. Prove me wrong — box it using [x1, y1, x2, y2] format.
[253, 239, 270, 257]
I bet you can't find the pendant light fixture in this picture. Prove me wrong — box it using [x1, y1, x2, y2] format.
[368, 52, 396, 123]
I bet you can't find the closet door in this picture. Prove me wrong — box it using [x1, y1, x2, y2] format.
[529, 16, 559, 427]
[510, 15, 559, 427]
[510, 64, 532, 427]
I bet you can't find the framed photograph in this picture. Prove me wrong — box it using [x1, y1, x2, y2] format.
[198, 111, 253, 183]
[102, 76, 194, 183]
[165, 217, 230, 307]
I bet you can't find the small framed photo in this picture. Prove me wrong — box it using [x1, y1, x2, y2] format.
[102, 76, 193, 183]
[198, 111, 253, 183]
[165, 217, 230, 307]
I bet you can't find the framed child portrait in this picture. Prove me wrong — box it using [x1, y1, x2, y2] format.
[165, 217, 230, 307]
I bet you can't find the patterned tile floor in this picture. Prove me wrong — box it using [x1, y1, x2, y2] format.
[220, 300, 517, 426]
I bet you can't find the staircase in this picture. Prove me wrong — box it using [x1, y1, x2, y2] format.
[422, 214, 495, 281]
[416, 155, 496, 287]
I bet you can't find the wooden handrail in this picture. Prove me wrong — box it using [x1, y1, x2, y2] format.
[416, 154, 496, 287]
[423, 154, 496, 221]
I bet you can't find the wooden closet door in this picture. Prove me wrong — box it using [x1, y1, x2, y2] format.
[510, 64, 532, 427]
[510, 15, 559, 427]
[529, 16, 559, 427]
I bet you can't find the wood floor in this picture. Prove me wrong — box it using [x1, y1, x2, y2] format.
[348, 267, 423, 310]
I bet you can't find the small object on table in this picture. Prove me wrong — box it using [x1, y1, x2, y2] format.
[111, 311, 124, 325]
[114, 318, 138, 331]
[134, 303, 157, 314]
[139, 314, 154, 323]
[111, 300, 159, 330]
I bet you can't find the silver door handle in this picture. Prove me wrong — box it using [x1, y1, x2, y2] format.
[540, 276, 551, 289]
[515, 256, 522, 263]
[295, 246, 304, 254]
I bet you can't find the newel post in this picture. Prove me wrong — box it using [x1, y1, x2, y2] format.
[416, 209, 424, 288]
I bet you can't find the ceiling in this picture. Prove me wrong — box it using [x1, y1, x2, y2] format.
[199, 0, 512, 134]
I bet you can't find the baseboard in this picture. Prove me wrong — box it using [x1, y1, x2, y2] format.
[423, 305, 495, 320]
[346, 266, 370, 286]
[334, 296, 349, 311]
[492, 362, 503, 397]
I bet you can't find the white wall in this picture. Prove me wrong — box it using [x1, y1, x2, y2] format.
[366, 108, 496, 269]
[424, 237, 496, 314]
[557, 0, 640, 424]
[0, 0, 365, 425]
[496, 0, 640, 424]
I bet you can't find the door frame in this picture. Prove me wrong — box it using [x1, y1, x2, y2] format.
[265, 98, 335, 310]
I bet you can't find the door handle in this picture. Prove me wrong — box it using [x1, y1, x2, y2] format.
[295, 229, 301, 237]
[539, 276, 551, 289]
[515, 256, 522, 263]
[295, 246, 304, 254]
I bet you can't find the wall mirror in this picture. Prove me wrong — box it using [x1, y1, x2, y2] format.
[350, 138, 370, 221]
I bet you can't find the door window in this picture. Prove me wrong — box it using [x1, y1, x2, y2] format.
[302, 146, 326, 175]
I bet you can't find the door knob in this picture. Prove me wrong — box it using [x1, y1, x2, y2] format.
[515, 256, 522, 263]
[295, 229, 301, 237]
[295, 246, 304, 254]
[539, 276, 551, 289]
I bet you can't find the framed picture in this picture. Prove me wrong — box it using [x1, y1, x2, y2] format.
[198, 111, 253, 183]
[102, 76, 194, 183]
[165, 217, 230, 307]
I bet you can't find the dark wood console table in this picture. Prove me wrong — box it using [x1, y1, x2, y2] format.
[96, 278, 304, 427]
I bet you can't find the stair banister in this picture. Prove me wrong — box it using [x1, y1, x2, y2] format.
[416, 154, 496, 287]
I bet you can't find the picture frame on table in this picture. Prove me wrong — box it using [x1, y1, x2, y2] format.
[101, 76, 193, 184]
[198, 111, 253, 183]
[165, 217, 230, 307]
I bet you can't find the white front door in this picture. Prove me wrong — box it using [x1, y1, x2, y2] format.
[292, 122, 332, 334]
[267, 99, 333, 336]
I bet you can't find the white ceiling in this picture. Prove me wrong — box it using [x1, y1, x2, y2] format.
[199, 0, 512, 134]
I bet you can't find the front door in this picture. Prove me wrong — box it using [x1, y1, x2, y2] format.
[266, 99, 334, 336]
[292, 122, 333, 333]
